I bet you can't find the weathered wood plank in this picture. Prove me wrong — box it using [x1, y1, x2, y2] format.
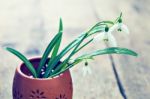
[0, 0, 122, 98]
[92, 0, 150, 98]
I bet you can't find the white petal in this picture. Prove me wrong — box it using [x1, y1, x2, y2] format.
[82, 66, 92, 76]
[109, 24, 119, 33]
[82, 66, 87, 76]
[87, 66, 92, 74]
[121, 24, 130, 34]
[93, 32, 105, 43]
[107, 33, 117, 47]
[118, 23, 122, 29]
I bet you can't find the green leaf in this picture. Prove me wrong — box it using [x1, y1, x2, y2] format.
[59, 18, 63, 32]
[51, 18, 63, 58]
[50, 36, 93, 76]
[89, 26, 105, 35]
[37, 31, 62, 77]
[51, 33, 88, 75]
[87, 21, 114, 36]
[44, 21, 116, 78]
[115, 12, 123, 23]
[43, 33, 88, 78]
[101, 21, 114, 25]
[49, 47, 138, 78]
[49, 60, 80, 78]
[6, 47, 37, 78]
[77, 47, 138, 60]
[75, 38, 93, 53]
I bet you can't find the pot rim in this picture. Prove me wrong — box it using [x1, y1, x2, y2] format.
[17, 57, 68, 81]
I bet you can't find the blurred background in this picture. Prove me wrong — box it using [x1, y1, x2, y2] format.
[0, 0, 150, 99]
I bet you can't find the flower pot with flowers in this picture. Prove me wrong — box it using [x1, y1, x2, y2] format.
[6, 13, 137, 99]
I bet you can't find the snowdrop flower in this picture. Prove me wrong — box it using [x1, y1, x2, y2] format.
[93, 26, 117, 47]
[110, 22, 129, 34]
[117, 23, 129, 34]
[115, 17, 130, 34]
[93, 21, 129, 47]
[82, 61, 92, 76]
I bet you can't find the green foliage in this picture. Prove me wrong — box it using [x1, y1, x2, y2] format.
[49, 47, 137, 78]
[6, 14, 138, 78]
[36, 18, 63, 77]
[6, 48, 37, 78]
[51, 18, 63, 58]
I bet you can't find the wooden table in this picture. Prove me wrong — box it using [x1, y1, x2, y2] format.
[0, 0, 149, 99]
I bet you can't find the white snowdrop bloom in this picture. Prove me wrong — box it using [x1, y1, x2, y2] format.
[82, 65, 92, 76]
[93, 22, 129, 47]
[110, 22, 129, 34]
[109, 22, 129, 34]
[82, 62, 92, 76]
[107, 33, 117, 47]
[109, 24, 119, 32]
[117, 23, 130, 34]
[93, 29, 117, 47]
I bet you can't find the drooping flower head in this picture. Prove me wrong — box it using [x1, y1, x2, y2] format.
[93, 13, 129, 47]
[82, 61, 92, 76]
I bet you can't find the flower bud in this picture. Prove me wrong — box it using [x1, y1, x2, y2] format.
[105, 26, 109, 32]
[85, 61, 88, 66]
[118, 18, 122, 23]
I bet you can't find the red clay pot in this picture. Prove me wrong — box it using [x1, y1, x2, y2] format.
[12, 58, 73, 99]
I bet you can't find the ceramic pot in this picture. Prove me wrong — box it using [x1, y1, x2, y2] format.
[12, 58, 73, 99]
